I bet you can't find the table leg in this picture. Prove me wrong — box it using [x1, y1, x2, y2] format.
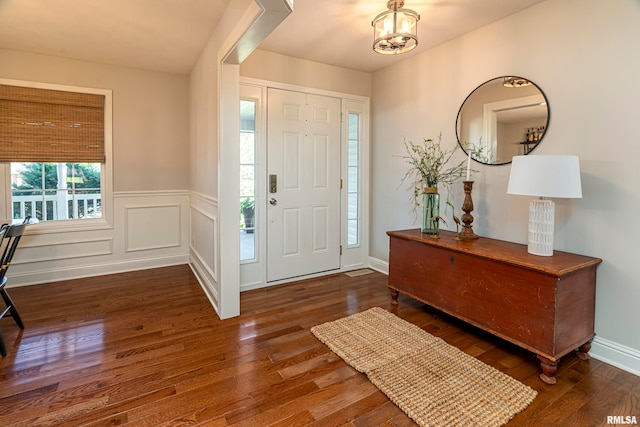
[390, 288, 399, 305]
[576, 340, 592, 361]
[537, 355, 558, 385]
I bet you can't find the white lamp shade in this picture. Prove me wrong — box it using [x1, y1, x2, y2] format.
[507, 155, 582, 198]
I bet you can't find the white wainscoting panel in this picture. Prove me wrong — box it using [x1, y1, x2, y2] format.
[14, 238, 113, 264]
[189, 205, 217, 281]
[125, 204, 181, 252]
[7, 191, 190, 287]
[188, 192, 219, 313]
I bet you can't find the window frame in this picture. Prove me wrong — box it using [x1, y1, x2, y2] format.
[346, 112, 360, 247]
[0, 78, 113, 233]
[239, 97, 257, 262]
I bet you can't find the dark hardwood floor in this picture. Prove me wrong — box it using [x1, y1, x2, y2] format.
[0, 265, 638, 426]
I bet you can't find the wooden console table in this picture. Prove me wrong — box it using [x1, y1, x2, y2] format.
[387, 229, 601, 384]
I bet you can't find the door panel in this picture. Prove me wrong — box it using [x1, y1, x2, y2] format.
[313, 135, 329, 189]
[267, 88, 341, 282]
[282, 207, 300, 256]
[312, 206, 329, 251]
[282, 132, 301, 189]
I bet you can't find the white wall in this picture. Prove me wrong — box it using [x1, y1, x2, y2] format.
[188, 0, 266, 318]
[371, 0, 640, 374]
[0, 49, 190, 191]
[0, 49, 191, 284]
[241, 49, 372, 97]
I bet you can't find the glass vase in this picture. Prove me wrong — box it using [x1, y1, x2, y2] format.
[421, 188, 440, 235]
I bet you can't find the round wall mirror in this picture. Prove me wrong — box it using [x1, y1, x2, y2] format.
[456, 76, 550, 165]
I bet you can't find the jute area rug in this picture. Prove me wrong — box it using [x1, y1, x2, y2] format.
[311, 307, 537, 427]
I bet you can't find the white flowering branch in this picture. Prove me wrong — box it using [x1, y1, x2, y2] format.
[397, 134, 467, 217]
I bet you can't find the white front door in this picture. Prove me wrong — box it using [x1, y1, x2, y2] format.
[267, 88, 341, 282]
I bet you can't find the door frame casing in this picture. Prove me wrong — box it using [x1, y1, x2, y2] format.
[238, 84, 267, 288]
[239, 77, 370, 291]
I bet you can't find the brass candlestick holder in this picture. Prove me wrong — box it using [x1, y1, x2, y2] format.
[459, 181, 479, 240]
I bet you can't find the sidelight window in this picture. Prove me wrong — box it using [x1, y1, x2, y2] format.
[240, 99, 256, 261]
[347, 113, 360, 246]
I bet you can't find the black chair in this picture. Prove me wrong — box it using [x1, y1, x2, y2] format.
[0, 220, 28, 357]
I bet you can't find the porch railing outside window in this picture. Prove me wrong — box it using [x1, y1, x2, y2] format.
[10, 162, 102, 222]
[12, 192, 101, 221]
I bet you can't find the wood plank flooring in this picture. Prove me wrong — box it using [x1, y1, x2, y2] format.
[0, 265, 638, 426]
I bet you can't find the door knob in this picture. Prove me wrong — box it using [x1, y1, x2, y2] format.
[269, 198, 278, 206]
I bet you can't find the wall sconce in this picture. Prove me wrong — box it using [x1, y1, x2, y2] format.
[372, 0, 420, 55]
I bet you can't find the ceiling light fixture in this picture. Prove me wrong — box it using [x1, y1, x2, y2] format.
[503, 77, 532, 88]
[372, 0, 420, 55]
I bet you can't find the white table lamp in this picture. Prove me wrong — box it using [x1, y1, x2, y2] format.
[507, 155, 582, 256]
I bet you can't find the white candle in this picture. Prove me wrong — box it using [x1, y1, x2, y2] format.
[466, 150, 471, 181]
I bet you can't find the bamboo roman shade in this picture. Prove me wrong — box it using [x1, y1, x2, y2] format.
[0, 84, 105, 163]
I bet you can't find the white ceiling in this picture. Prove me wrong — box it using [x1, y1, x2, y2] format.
[0, 0, 232, 74]
[0, 0, 546, 75]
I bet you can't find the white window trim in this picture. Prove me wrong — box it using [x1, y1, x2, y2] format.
[341, 99, 369, 270]
[239, 85, 266, 266]
[345, 107, 363, 249]
[0, 78, 113, 233]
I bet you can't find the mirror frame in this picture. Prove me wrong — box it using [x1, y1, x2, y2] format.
[456, 76, 550, 166]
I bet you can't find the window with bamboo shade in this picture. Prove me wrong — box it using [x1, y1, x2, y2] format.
[0, 81, 110, 224]
[0, 84, 105, 163]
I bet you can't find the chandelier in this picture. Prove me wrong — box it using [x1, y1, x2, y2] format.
[372, 0, 420, 55]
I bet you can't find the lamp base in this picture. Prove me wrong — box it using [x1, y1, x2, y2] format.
[528, 199, 554, 256]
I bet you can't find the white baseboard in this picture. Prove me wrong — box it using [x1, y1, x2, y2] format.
[188, 255, 220, 317]
[368, 256, 389, 275]
[591, 336, 640, 378]
[7, 255, 189, 288]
